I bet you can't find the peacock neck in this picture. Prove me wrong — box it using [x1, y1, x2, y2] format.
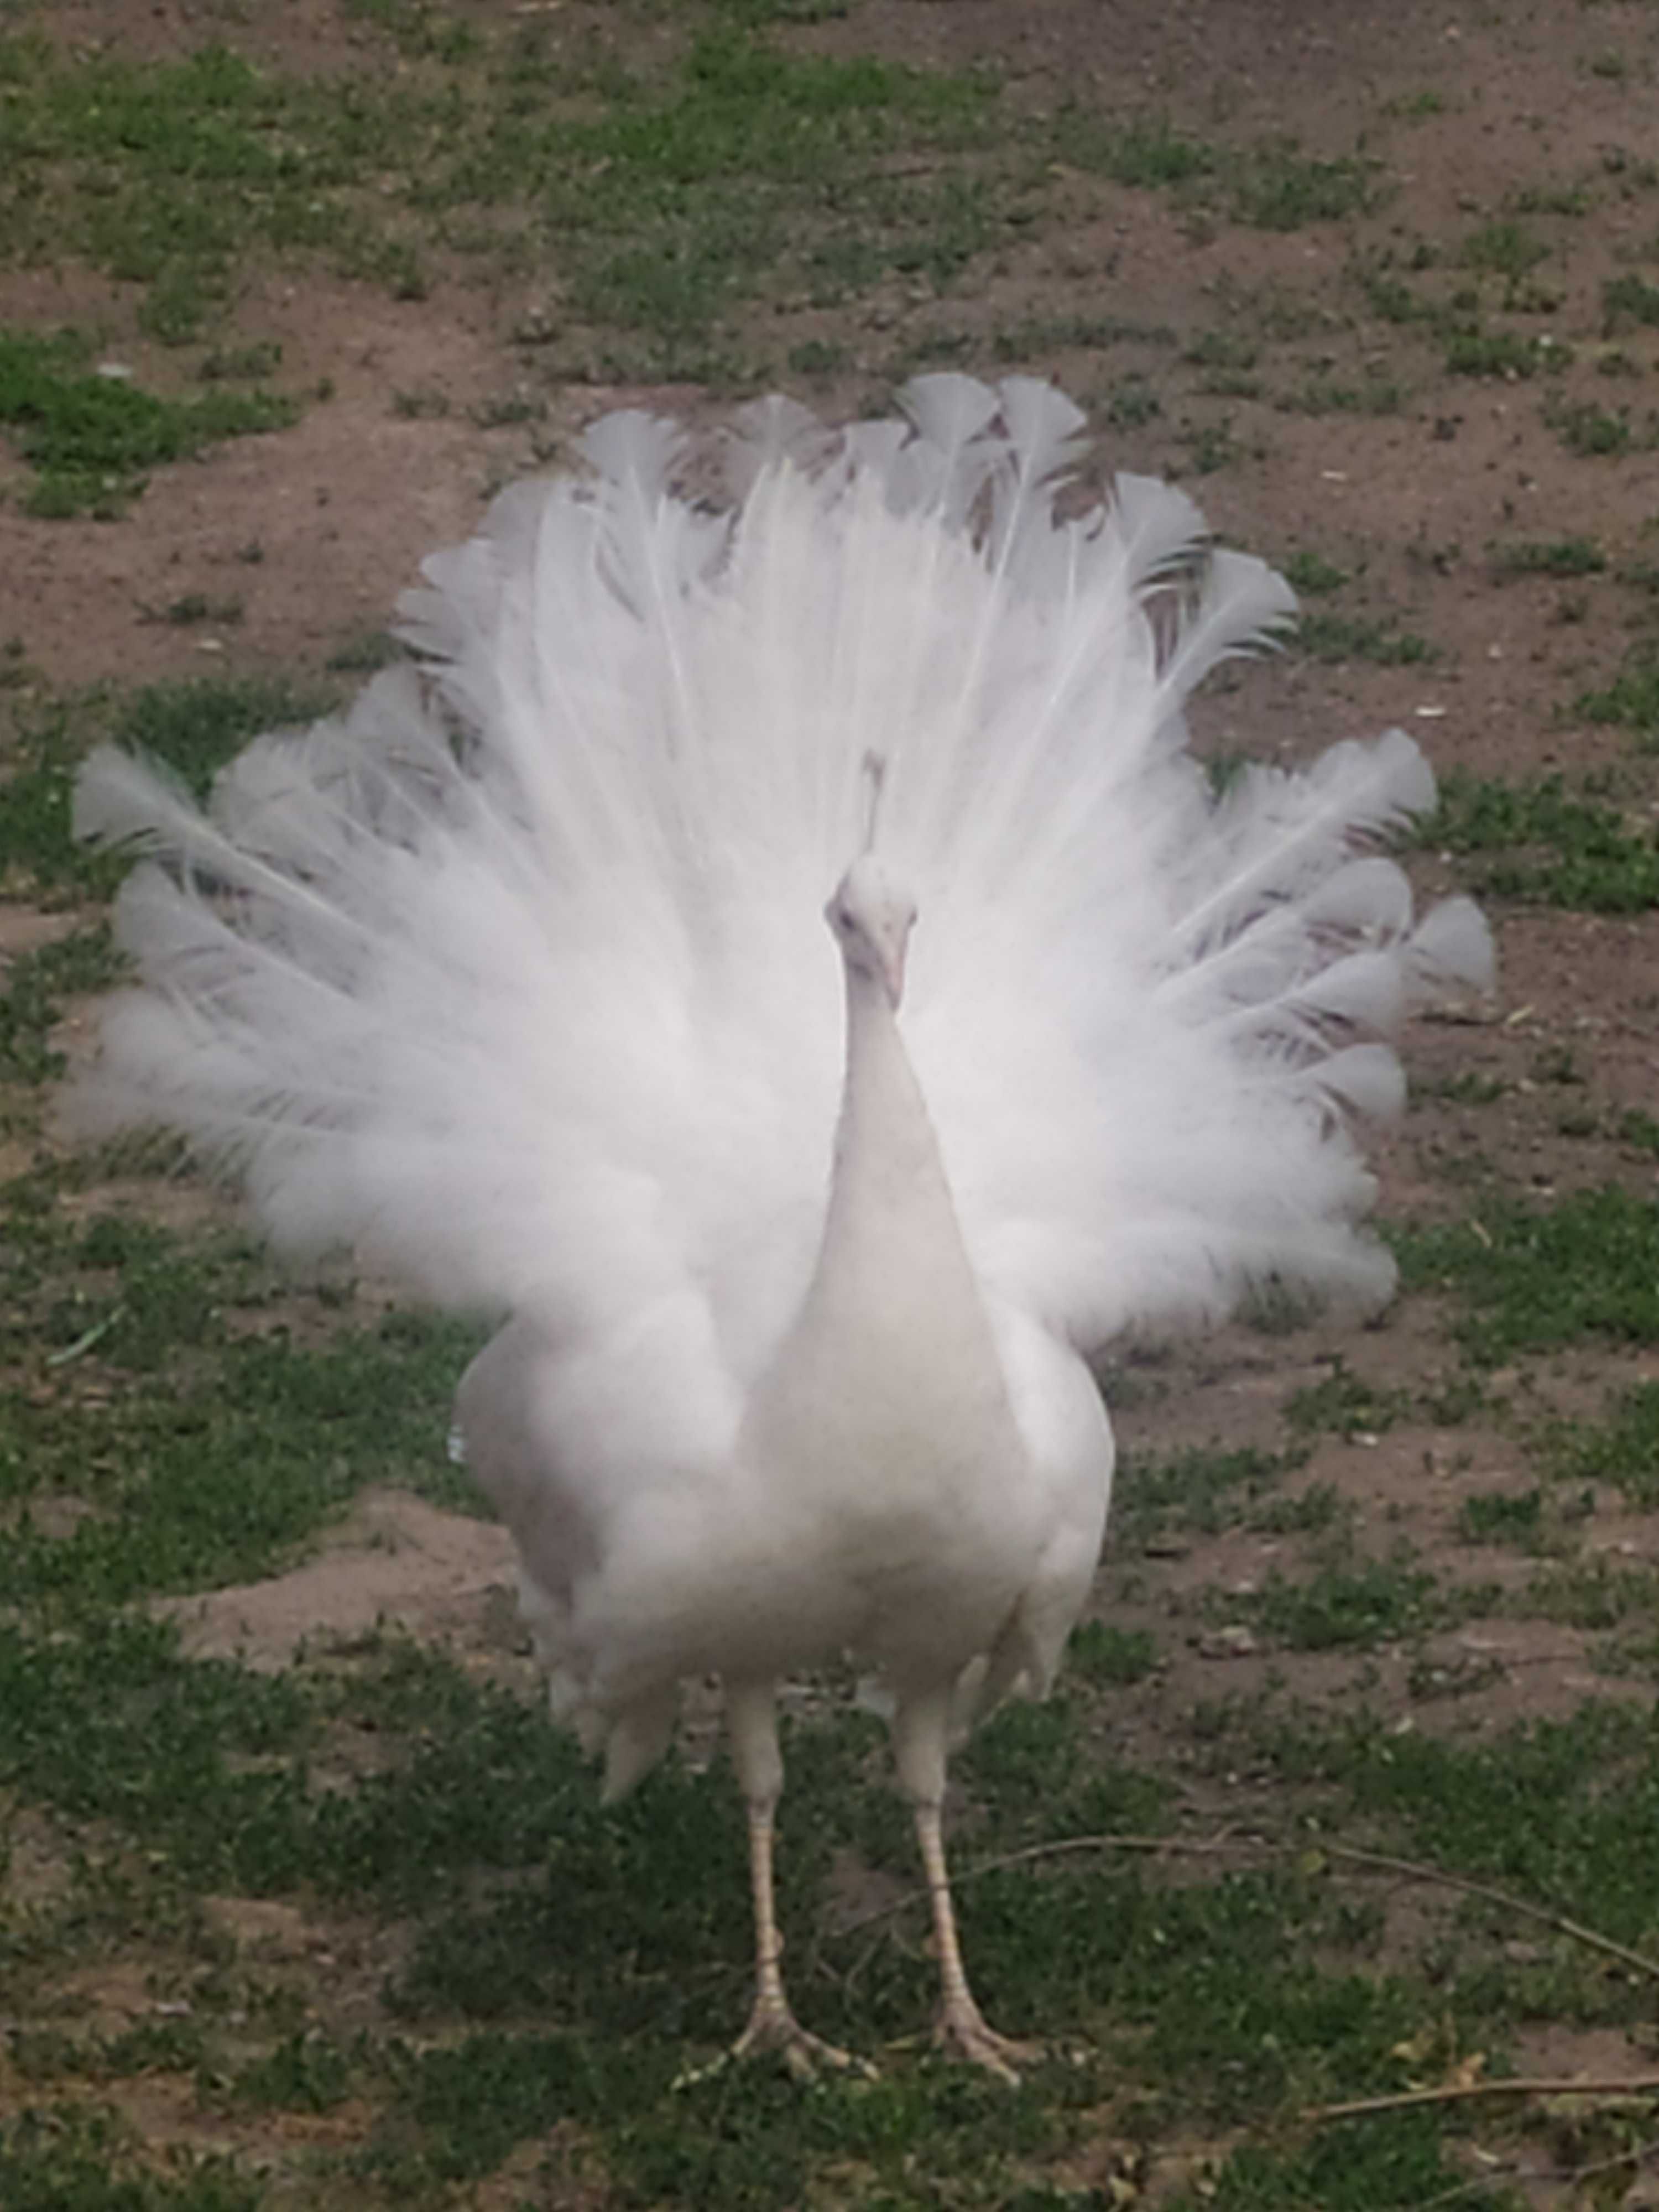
[805, 962, 984, 1342]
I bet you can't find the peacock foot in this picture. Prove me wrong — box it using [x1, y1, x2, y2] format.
[933, 1999, 1044, 2087]
[676, 2000, 874, 2088]
[734, 1996, 874, 2082]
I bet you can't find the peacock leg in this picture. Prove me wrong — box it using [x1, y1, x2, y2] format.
[724, 1681, 864, 2079]
[913, 1801, 1042, 2083]
[895, 1687, 1042, 2085]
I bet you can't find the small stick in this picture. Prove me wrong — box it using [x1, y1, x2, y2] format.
[45, 1309, 123, 1367]
[834, 1829, 1659, 1984]
[1307, 2074, 1659, 2121]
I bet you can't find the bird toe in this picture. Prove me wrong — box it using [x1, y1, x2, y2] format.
[735, 2006, 874, 2082]
[675, 2002, 875, 2088]
[932, 2004, 1043, 2086]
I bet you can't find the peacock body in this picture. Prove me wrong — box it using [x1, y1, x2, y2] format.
[72, 374, 1491, 2074]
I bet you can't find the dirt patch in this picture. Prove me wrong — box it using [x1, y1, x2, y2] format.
[154, 1489, 515, 1670]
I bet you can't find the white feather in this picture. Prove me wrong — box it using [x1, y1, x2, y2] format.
[73, 378, 1487, 1357]
[68, 383, 1491, 2020]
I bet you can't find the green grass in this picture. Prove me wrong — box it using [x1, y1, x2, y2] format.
[1262, 1700, 1659, 1953]
[1456, 1486, 1545, 1548]
[0, 326, 297, 514]
[0, 2104, 262, 2212]
[1526, 1555, 1659, 1632]
[1423, 770, 1659, 911]
[1067, 1620, 1160, 1685]
[0, 34, 429, 340]
[1603, 272, 1659, 333]
[1296, 611, 1434, 665]
[545, 31, 995, 341]
[1443, 325, 1567, 378]
[1280, 374, 1399, 418]
[0, 8, 1390, 397]
[1553, 1381, 1659, 1509]
[1228, 143, 1378, 231]
[1489, 535, 1606, 577]
[1099, 374, 1162, 429]
[1463, 218, 1548, 280]
[0, 926, 122, 1084]
[1113, 1445, 1290, 1546]
[1164, 2115, 1489, 2211]
[1579, 650, 1659, 746]
[1236, 1549, 1459, 1652]
[1180, 416, 1249, 474]
[0, 674, 334, 900]
[1418, 1068, 1508, 1105]
[1, 1185, 482, 1606]
[1394, 1186, 1659, 1361]
[1280, 548, 1349, 596]
[0, 22, 995, 378]
[1543, 394, 1639, 456]
[1284, 1361, 1403, 1441]
[1050, 109, 1219, 190]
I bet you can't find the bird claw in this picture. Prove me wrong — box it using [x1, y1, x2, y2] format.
[933, 2002, 1043, 2086]
[675, 2001, 876, 2089]
[735, 2001, 877, 2083]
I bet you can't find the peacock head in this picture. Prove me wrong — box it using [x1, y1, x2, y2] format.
[826, 855, 917, 1006]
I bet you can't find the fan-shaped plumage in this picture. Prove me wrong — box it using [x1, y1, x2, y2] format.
[71, 374, 1492, 2077]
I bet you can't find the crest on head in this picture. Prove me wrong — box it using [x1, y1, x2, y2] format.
[826, 751, 916, 1005]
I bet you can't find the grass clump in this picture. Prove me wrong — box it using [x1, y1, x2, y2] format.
[0, 926, 123, 1084]
[1527, 1555, 1659, 1632]
[0, 327, 297, 514]
[1241, 1550, 1449, 1652]
[1230, 143, 1376, 230]
[1578, 651, 1659, 745]
[0, 23, 998, 373]
[0, 674, 332, 898]
[1166, 2113, 1479, 2212]
[1039, 120, 1374, 233]
[1463, 218, 1548, 280]
[1420, 1068, 1507, 1105]
[1424, 770, 1659, 911]
[1395, 1186, 1659, 1361]
[1296, 611, 1433, 665]
[1443, 326, 1566, 379]
[1068, 1620, 1159, 1685]
[0, 1621, 602, 1910]
[1489, 535, 1605, 577]
[1113, 1445, 1288, 1546]
[0, 2103, 260, 2211]
[1281, 548, 1349, 596]
[1052, 110, 1217, 190]
[1544, 395, 1637, 456]
[0, 35, 416, 340]
[1281, 374, 1400, 418]
[1553, 1381, 1659, 1509]
[1285, 1360, 1402, 1440]
[1603, 272, 1659, 333]
[538, 28, 997, 362]
[1264, 1700, 1659, 1950]
[1456, 1486, 1545, 1548]
[1, 1201, 483, 1603]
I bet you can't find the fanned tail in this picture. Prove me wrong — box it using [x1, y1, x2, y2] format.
[69, 375, 1491, 1365]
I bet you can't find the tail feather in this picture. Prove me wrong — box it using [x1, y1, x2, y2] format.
[70, 375, 1491, 1360]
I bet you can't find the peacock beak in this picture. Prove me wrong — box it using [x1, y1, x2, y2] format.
[880, 938, 906, 1005]
[877, 921, 911, 1005]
